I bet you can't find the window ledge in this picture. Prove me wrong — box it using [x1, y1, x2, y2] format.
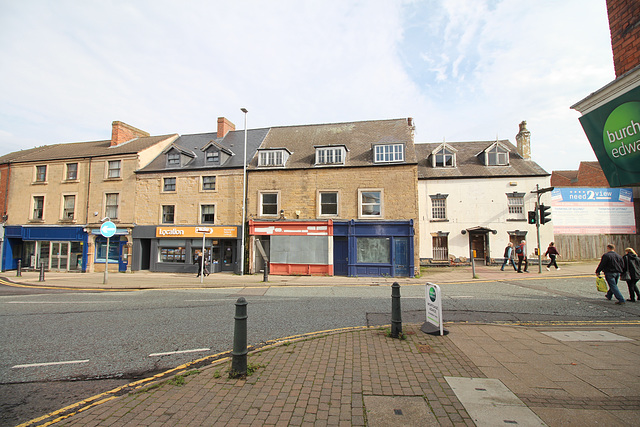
[62, 179, 80, 184]
[430, 219, 449, 222]
[28, 219, 44, 223]
[31, 181, 48, 185]
[59, 219, 76, 224]
[104, 177, 123, 182]
[506, 218, 527, 222]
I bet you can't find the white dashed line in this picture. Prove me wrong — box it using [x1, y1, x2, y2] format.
[12, 359, 90, 369]
[149, 348, 210, 357]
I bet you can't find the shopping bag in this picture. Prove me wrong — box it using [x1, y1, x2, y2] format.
[596, 276, 608, 293]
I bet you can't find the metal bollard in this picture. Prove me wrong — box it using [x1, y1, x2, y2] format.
[391, 282, 402, 338]
[263, 261, 269, 282]
[17, 259, 22, 277]
[38, 261, 45, 282]
[230, 297, 248, 378]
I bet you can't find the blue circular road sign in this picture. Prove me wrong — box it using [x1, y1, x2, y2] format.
[100, 221, 117, 238]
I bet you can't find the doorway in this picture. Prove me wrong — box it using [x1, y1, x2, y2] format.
[50, 242, 70, 270]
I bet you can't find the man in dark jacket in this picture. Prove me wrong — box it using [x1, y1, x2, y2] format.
[595, 244, 625, 304]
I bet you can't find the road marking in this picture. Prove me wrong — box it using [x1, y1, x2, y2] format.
[149, 348, 210, 357]
[6, 301, 122, 304]
[12, 359, 89, 369]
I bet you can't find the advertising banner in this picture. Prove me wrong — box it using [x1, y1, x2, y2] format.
[551, 187, 636, 234]
[155, 226, 237, 238]
[425, 283, 444, 336]
[578, 85, 640, 187]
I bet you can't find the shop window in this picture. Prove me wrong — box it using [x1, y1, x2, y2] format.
[374, 144, 404, 163]
[105, 193, 119, 219]
[107, 160, 121, 178]
[201, 204, 215, 223]
[32, 196, 44, 220]
[163, 177, 176, 192]
[202, 176, 216, 191]
[319, 191, 338, 216]
[63, 195, 75, 220]
[162, 205, 175, 224]
[66, 163, 78, 180]
[357, 237, 390, 263]
[359, 189, 382, 218]
[159, 247, 186, 263]
[95, 236, 119, 263]
[35, 165, 47, 182]
[260, 192, 279, 216]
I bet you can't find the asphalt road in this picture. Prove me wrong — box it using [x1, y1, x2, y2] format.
[1, 276, 638, 426]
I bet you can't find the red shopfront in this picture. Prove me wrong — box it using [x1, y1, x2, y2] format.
[248, 219, 333, 276]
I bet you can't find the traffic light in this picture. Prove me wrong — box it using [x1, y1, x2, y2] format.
[539, 204, 551, 224]
[528, 210, 537, 224]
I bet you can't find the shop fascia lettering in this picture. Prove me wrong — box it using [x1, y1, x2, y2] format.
[158, 228, 185, 236]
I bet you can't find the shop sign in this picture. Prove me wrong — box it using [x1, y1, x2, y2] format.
[155, 226, 237, 238]
[578, 85, 640, 187]
[425, 283, 444, 336]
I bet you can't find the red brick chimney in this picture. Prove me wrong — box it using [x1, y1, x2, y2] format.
[111, 121, 150, 146]
[217, 117, 235, 138]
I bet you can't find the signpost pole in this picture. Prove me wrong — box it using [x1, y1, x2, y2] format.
[104, 236, 109, 284]
[201, 231, 206, 284]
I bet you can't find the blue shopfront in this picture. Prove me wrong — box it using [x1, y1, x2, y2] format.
[333, 220, 415, 277]
[2, 226, 89, 272]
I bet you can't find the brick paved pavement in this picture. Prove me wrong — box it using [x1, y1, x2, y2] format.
[28, 321, 638, 427]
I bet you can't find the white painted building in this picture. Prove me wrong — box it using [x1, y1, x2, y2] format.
[416, 122, 554, 265]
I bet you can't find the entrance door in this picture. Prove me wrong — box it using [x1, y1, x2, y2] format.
[50, 242, 70, 270]
[119, 241, 128, 272]
[333, 237, 348, 276]
[471, 234, 486, 265]
[393, 237, 410, 277]
[221, 240, 234, 271]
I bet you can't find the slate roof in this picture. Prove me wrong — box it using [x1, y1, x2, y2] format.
[248, 118, 417, 169]
[137, 128, 270, 172]
[0, 134, 178, 164]
[415, 140, 549, 179]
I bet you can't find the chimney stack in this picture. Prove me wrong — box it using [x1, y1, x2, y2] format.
[515, 120, 531, 160]
[111, 121, 149, 147]
[217, 117, 236, 138]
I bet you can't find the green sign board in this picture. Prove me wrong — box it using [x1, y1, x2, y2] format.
[579, 85, 640, 187]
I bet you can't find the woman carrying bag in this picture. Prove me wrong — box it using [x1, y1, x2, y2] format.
[622, 247, 640, 302]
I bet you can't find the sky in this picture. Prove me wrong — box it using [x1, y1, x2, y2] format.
[0, 0, 615, 173]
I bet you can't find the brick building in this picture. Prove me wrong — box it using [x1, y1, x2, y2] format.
[0, 122, 177, 272]
[607, 0, 640, 77]
[133, 118, 268, 274]
[550, 161, 609, 187]
[246, 118, 419, 277]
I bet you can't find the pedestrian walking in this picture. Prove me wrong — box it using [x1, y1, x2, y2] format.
[544, 242, 560, 271]
[195, 251, 203, 277]
[516, 240, 528, 273]
[595, 243, 626, 304]
[501, 242, 517, 271]
[622, 247, 640, 302]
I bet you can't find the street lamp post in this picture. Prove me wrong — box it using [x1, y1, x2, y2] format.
[240, 108, 248, 275]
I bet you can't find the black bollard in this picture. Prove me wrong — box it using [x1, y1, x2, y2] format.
[391, 282, 402, 338]
[17, 259, 22, 277]
[263, 261, 269, 282]
[230, 297, 248, 378]
[38, 261, 45, 282]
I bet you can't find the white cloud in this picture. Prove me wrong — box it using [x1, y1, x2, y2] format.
[0, 0, 616, 173]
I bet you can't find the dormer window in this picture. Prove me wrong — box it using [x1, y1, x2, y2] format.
[167, 152, 180, 166]
[258, 149, 290, 167]
[485, 144, 509, 166]
[374, 143, 404, 163]
[315, 146, 346, 166]
[432, 144, 457, 167]
[206, 150, 220, 164]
